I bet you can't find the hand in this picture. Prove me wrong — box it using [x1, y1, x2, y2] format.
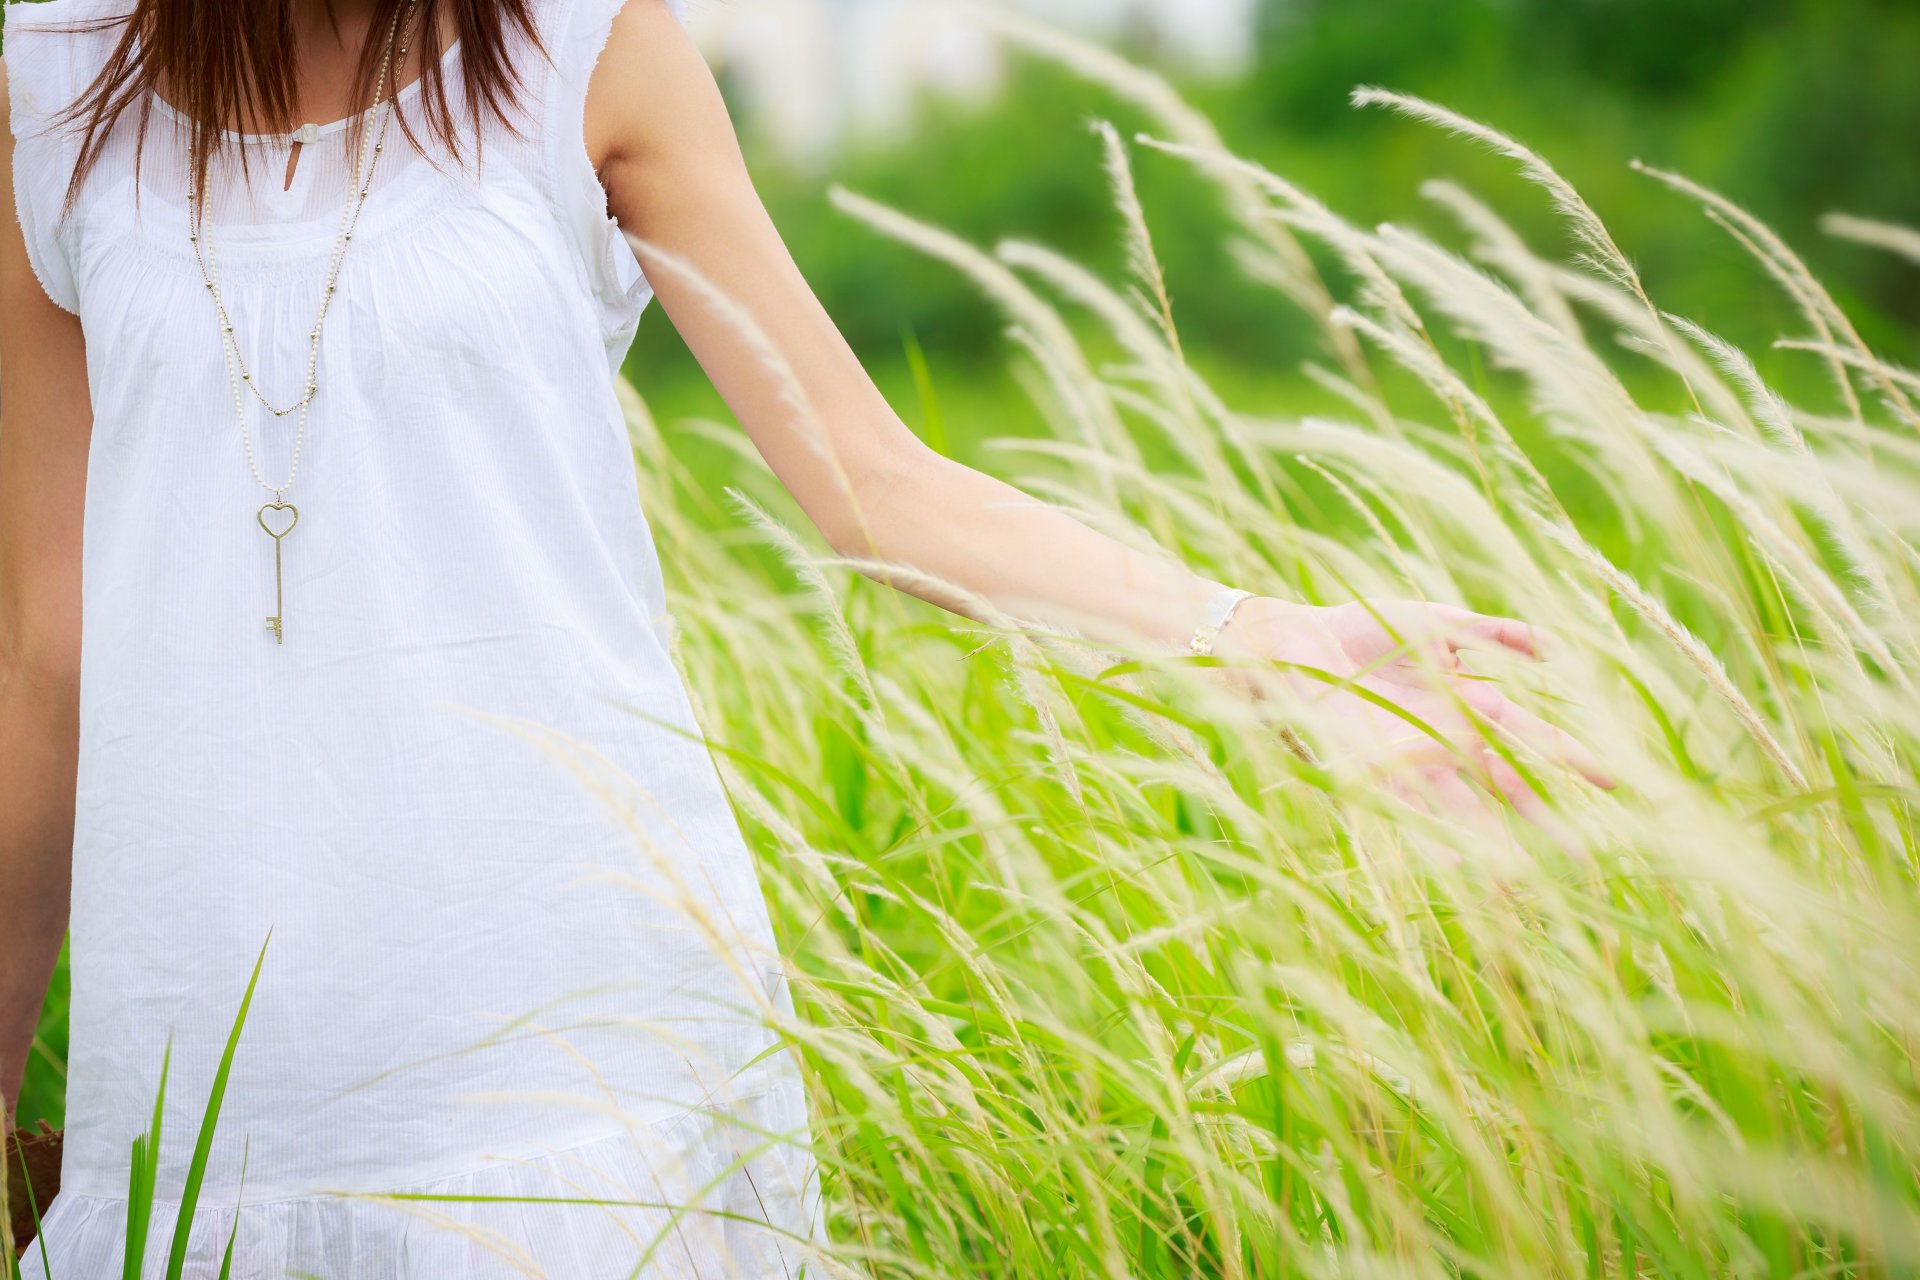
[1209, 597, 1615, 852]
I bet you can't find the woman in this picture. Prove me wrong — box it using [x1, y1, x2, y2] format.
[0, 0, 1607, 1272]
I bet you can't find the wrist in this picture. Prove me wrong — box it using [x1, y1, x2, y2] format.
[1208, 596, 1318, 661]
[1182, 585, 1256, 655]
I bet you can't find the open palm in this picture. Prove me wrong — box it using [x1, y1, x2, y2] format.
[1211, 596, 1613, 835]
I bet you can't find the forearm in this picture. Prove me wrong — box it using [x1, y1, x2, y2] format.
[0, 665, 77, 1121]
[825, 440, 1238, 657]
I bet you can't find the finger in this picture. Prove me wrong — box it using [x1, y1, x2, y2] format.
[1409, 633, 1465, 676]
[1461, 683, 1617, 790]
[1427, 604, 1556, 660]
[1480, 748, 1546, 812]
[1446, 733, 1545, 813]
[1368, 641, 1461, 694]
[1425, 763, 1502, 825]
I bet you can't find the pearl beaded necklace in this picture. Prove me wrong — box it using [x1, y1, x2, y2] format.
[183, 0, 420, 644]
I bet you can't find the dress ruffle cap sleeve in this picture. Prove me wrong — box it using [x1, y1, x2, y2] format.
[539, 0, 692, 337]
[3, 0, 87, 315]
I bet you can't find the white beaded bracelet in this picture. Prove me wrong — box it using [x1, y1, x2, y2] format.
[1186, 587, 1257, 656]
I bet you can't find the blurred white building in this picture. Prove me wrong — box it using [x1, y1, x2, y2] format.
[679, 0, 1257, 168]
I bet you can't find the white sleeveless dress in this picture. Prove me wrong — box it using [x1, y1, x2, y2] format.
[5, 0, 823, 1273]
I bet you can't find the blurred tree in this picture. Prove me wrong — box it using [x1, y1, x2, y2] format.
[629, 0, 1918, 415]
[1244, 0, 1919, 333]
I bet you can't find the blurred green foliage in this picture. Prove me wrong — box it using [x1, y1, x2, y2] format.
[627, 0, 1919, 424]
[1246, 0, 1920, 333]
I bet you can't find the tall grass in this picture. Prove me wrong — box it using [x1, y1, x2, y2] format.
[5, 938, 264, 1278]
[12, 20, 1920, 1280]
[622, 22, 1920, 1280]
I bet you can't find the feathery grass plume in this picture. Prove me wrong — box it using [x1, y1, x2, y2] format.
[1821, 211, 1920, 266]
[1352, 90, 1648, 307]
[828, 185, 1138, 511]
[669, 78, 1917, 1260]
[1132, 130, 1419, 439]
[1265, 422, 1569, 621]
[982, 242, 1155, 469]
[998, 322, 1136, 513]
[1327, 303, 1556, 503]
[1417, 178, 1585, 342]
[948, 0, 1402, 421]
[616, 228, 906, 587]
[812, 548, 1047, 655]
[1641, 426, 1901, 686]
[975, 435, 1214, 560]
[1289, 452, 1448, 599]
[1777, 338, 1920, 398]
[1664, 316, 1904, 635]
[942, 2, 1317, 298]
[1538, 263, 1754, 434]
[1089, 120, 1176, 352]
[617, 235, 831, 470]
[1143, 146, 1622, 550]
[1685, 428, 1900, 641]
[722, 487, 886, 722]
[991, 240, 1214, 483]
[1694, 428, 1920, 543]
[994, 234, 1290, 525]
[1716, 208, 1872, 424]
[1633, 162, 1920, 429]
[1663, 313, 1805, 451]
[1531, 516, 1808, 788]
[1363, 223, 1645, 441]
[1132, 133, 1423, 341]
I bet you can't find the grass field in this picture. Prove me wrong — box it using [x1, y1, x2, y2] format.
[12, 23, 1920, 1280]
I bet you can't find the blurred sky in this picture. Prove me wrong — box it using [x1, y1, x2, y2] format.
[682, 0, 1257, 166]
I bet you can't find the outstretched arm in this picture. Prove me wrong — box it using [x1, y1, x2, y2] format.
[579, 0, 1610, 816]
[581, 1, 1228, 657]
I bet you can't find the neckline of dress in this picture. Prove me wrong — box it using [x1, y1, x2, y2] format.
[145, 37, 464, 146]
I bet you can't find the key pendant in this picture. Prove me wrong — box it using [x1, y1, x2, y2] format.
[257, 499, 299, 644]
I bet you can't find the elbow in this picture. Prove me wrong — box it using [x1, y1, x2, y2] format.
[0, 623, 81, 696]
[818, 502, 880, 561]
[813, 431, 941, 560]
[1, 576, 83, 692]
[1, 653, 81, 700]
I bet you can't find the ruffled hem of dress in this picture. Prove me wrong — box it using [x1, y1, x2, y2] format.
[19, 1072, 827, 1279]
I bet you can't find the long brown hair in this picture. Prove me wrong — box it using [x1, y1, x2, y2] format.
[26, 0, 551, 223]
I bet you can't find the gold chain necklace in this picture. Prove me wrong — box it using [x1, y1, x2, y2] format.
[184, 0, 420, 645]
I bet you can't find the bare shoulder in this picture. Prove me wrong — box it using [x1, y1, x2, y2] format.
[582, 0, 735, 178]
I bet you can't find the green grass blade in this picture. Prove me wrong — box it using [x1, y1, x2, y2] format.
[214, 1139, 249, 1280]
[163, 933, 269, 1280]
[10, 1125, 53, 1280]
[123, 1036, 171, 1280]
